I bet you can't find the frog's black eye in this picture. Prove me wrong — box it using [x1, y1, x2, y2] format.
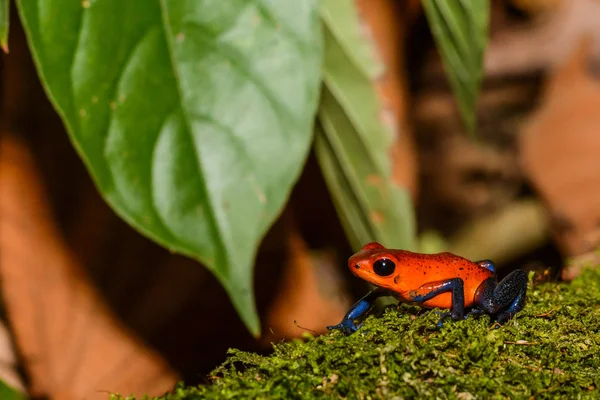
[373, 258, 395, 276]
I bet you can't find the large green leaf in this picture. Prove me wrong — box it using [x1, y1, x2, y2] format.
[16, 0, 322, 336]
[0, 0, 8, 52]
[422, 0, 490, 135]
[316, 0, 415, 252]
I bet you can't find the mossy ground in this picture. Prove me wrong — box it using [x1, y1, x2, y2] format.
[114, 268, 600, 399]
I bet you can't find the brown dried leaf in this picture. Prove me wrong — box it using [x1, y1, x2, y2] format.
[485, 0, 600, 77]
[520, 35, 600, 269]
[0, 133, 178, 399]
[261, 226, 350, 345]
[355, 0, 419, 198]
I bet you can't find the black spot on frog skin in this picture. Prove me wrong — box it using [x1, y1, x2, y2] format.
[354, 264, 360, 270]
[394, 275, 399, 284]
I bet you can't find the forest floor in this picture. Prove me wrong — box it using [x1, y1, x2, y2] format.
[114, 266, 600, 399]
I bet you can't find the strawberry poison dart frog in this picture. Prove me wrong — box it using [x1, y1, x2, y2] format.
[328, 242, 527, 334]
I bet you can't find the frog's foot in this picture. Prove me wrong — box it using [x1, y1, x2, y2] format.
[411, 278, 466, 329]
[435, 308, 483, 328]
[327, 319, 362, 335]
[465, 307, 486, 319]
[328, 288, 386, 335]
[435, 311, 452, 329]
[435, 311, 460, 329]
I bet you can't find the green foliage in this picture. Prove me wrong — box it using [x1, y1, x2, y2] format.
[422, 0, 490, 135]
[16, 0, 322, 336]
[13, 0, 488, 337]
[0, 381, 27, 400]
[316, 0, 415, 252]
[115, 267, 600, 399]
[0, 0, 8, 52]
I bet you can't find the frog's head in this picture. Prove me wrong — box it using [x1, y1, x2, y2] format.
[348, 242, 401, 291]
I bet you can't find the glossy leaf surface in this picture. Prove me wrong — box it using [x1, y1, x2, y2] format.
[16, 0, 322, 336]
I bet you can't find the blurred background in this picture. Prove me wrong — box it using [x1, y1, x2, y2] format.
[1, 0, 600, 398]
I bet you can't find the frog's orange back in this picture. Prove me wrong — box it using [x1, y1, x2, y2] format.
[348, 242, 494, 308]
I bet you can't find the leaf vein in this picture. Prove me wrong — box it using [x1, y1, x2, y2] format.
[159, 0, 230, 276]
[181, 20, 295, 136]
[101, 27, 182, 248]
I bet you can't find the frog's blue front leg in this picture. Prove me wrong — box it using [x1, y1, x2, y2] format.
[327, 288, 387, 335]
[409, 278, 465, 328]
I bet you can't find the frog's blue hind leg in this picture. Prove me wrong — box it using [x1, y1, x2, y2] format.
[327, 288, 387, 335]
[474, 269, 527, 324]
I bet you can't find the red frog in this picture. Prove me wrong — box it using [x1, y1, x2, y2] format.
[328, 242, 527, 334]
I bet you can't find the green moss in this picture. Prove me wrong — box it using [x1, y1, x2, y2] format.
[114, 268, 600, 399]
